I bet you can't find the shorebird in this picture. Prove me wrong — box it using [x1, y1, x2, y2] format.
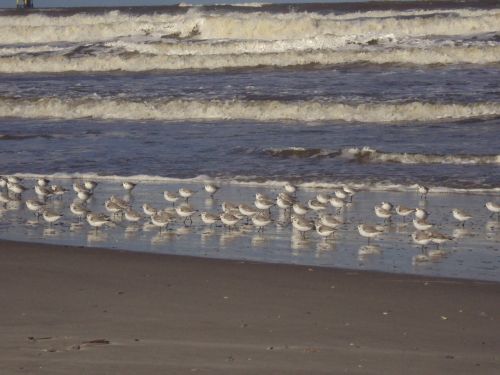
[357, 224, 383, 244]
[110, 195, 129, 210]
[374, 205, 392, 223]
[0, 191, 11, 207]
[316, 193, 331, 204]
[7, 182, 26, 196]
[42, 210, 62, 226]
[122, 181, 137, 191]
[276, 194, 294, 212]
[151, 211, 175, 232]
[308, 199, 326, 212]
[86, 212, 111, 231]
[319, 214, 342, 229]
[204, 183, 219, 197]
[485, 202, 500, 219]
[221, 201, 238, 213]
[51, 185, 68, 199]
[26, 199, 45, 217]
[200, 211, 219, 226]
[105, 200, 123, 217]
[124, 209, 141, 223]
[179, 188, 196, 202]
[452, 209, 472, 227]
[334, 189, 348, 200]
[411, 231, 432, 251]
[84, 180, 98, 191]
[255, 197, 274, 211]
[284, 182, 297, 195]
[77, 190, 92, 202]
[73, 182, 86, 193]
[6, 176, 22, 184]
[329, 197, 345, 212]
[164, 190, 179, 205]
[413, 218, 433, 231]
[239, 204, 259, 220]
[315, 223, 335, 239]
[252, 212, 272, 232]
[70, 202, 88, 221]
[291, 215, 314, 238]
[35, 185, 53, 199]
[427, 230, 453, 249]
[415, 207, 429, 220]
[417, 185, 429, 199]
[142, 203, 158, 217]
[220, 212, 240, 229]
[380, 201, 393, 211]
[0, 176, 7, 188]
[343, 186, 356, 202]
[395, 205, 415, 221]
[175, 204, 197, 225]
[37, 178, 50, 187]
[292, 202, 308, 216]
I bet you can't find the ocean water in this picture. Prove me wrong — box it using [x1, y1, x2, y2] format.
[0, 1, 499, 280]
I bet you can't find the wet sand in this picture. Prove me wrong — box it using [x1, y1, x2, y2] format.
[0, 240, 498, 374]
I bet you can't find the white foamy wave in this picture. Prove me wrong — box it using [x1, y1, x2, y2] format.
[263, 147, 500, 165]
[1, 45, 498, 73]
[0, 44, 69, 57]
[1, 97, 499, 123]
[340, 147, 500, 165]
[0, 9, 498, 44]
[12, 172, 500, 195]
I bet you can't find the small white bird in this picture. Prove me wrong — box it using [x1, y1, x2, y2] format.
[380, 202, 393, 211]
[84, 180, 98, 191]
[35, 184, 53, 198]
[291, 215, 314, 238]
[124, 209, 142, 223]
[179, 188, 196, 202]
[122, 181, 137, 191]
[319, 214, 342, 229]
[334, 189, 348, 200]
[7, 182, 26, 195]
[308, 199, 326, 211]
[151, 211, 175, 231]
[255, 197, 274, 211]
[284, 182, 297, 194]
[221, 201, 238, 213]
[220, 212, 240, 229]
[70, 202, 88, 221]
[415, 207, 429, 220]
[175, 204, 197, 225]
[374, 205, 392, 223]
[142, 203, 158, 217]
[42, 210, 62, 226]
[329, 197, 345, 212]
[37, 178, 50, 187]
[7, 176, 22, 184]
[51, 185, 68, 199]
[413, 218, 433, 231]
[316, 193, 331, 204]
[315, 223, 335, 239]
[163, 190, 179, 205]
[204, 183, 219, 197]
[0, 191, 11, 207]
[395, 205, 415, 221]
[411, 231, 432, 251]
[452, 209, 472, 227]
[427, 230, 453, 249]
[26, 199, 45, 217]
[252, 212, 272, 232]
[86, 212, 111, 230]
[485, 202, 500, 218]
[357, 224, 383, 244]
[417, 185, 429, 199]
[292, 202, 308, 216]
[239, 204, 259, 218]
[200, 211, 219, 226]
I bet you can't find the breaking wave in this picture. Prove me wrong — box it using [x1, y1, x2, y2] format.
[1, 9, 498, 44]
[263, 147, 500, 165]
[1, 45, 498, 73]
[1, 97, 499, 123]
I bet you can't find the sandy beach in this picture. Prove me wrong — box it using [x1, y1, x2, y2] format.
[0, 240, 498, 374]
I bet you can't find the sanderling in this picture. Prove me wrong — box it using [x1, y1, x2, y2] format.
[334, 189, 348, 200]
[417, 185, 429, 199]
[316, 193, 331, 204]
[151, 211, 175, 231]
[291, 215, 314, 238]
[308, 199, 326, 211]
[415, 208, 429, 220]
[452, 208, 472, 227]
[26, 199, 45, 217]
[84, 180, 98, 191]
[380, 202, 393, 211]
[411, 231, 432, 251]
[329, 197, 345, 212]
[255, 197, 274, 211]
[142, 203, 158, 217]
[255, 193, 271, 201]
[73, 182, 86, 194]
[292, 202, 308, 216]
[124, 209, 142, 223]
[252, 212, 272, 232]
[7, 182, 27, 195]
[51, 185, 68, 199]
[357, 224, 383, 244]
[276, 194, 294, 211]
[179, 188, 196, 202]
[220, 212, 240, 229]
[413, 218, 433, 231]
[175, 204, 197, 225]
[204, 183, 219, 197]
[343, 186, 356, 202]
[485, 202, 500, 218]
[35, 185, 53, 199]
[0, 176, 7, 188]
[0, 191, 11, 207]
[122, 181, 137, 191]
[105, 200, 124, 216]
[110, 195, 129, 210]
[374, 205, 392, 223]
[7, 176, 22, 184]
[164, 190, 179, 206]
[395, 205, 415, 221]
[37, 178, 50, 187]
[42, 210, 62, 226]
[70, 202, 88, 221]
[315, 223, 335, 239]
[200, 211, 219, 226]
[86, 212, 111, 230]
[221, 201, 238, 213]
[77, 190, 92, 202]
[319, 214, 342, 229]
[284, 182, 297, 195]
[239, 204, 259, 218]
[427, 230, 453, 249]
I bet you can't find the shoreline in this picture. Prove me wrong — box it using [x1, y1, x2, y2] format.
[1, 239, 499, 374]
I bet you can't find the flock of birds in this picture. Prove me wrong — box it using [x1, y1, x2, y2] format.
[1, 175, 499, 262]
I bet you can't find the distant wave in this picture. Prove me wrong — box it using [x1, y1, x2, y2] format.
[0, 9, 497, 44]
[263, 147, 500, 165]
[1, 45, 498, 73]
[1, 97, 499, 123]
[12, 172, 500, 195]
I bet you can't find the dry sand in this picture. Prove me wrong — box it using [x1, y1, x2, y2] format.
[0, 240, 498, 374]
